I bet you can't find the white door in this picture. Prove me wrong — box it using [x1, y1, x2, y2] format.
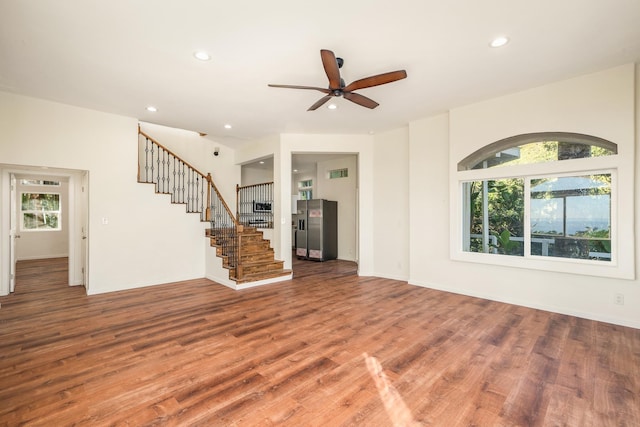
[9, 173, 19, 293]
[80, 171, 89, 289]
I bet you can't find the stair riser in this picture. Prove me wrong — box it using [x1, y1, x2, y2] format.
[242, 263, 284, 275]
[241, 253, 275, 263]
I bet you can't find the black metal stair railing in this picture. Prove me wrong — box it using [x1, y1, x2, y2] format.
[138, 130, 208, 221]
[236, 182, 274, 229]
[138, 129, 241, 274]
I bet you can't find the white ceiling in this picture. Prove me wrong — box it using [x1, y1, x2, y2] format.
[2, 1, 640, 150]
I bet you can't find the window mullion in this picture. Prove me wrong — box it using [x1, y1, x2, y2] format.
[524, 178, 531, 258]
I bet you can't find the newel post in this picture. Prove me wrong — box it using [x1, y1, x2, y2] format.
[236, 184, 241, 224]
[236, 223, 244, 280]
[205, 173, 212, 221]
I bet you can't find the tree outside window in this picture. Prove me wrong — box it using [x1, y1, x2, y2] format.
[21, 192, 61, 231]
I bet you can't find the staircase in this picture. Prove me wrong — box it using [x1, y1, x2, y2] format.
[206, 226, 290, 283]
[138, 127, 291, 285]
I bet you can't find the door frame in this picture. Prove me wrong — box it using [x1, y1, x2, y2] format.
[9, 173, 17, 292]
[0, 165, 89, 295]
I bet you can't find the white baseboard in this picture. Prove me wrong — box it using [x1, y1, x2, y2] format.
[16, 254, 69, 261]
[408, 279, 640, 330]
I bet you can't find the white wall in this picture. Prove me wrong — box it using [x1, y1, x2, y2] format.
[241, 166, 273, 186]
[408, 64, 640, 329]
[409, 114, 451, 286]
[315, 155, 358, 261]
[373, 127, 410, 280]
[15, 177, 69, 260]
[0, 93, 210, 295]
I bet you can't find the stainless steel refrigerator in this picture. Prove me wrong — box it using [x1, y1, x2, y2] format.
[296, 199, 338, 261]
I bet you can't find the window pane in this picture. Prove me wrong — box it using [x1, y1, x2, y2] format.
[463, 178, 524, 256]
[299, 190, 312, 200]
[23, 212, 60, 230]
[530, 174, 611, 261]
[21, 193, 60, 211]
[329, 168, 348, 179]
[471, 141, 616, 170]
[20, 192, 62, 231]
[458, 133, 618, 171]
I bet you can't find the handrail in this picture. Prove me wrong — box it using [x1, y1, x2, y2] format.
[138, 129, 208, 179]
[237, 181, 275, 190]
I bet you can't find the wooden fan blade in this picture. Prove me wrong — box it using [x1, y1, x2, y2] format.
[343, 92, 379, 109]
[268, 84, 331, 94]
[320, 49, 342, 90]
[308, 95, 332, 111]
[343, 70, 407, 92]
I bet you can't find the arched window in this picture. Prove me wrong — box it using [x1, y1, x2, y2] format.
[453, 132, 625, 278]
[458, 132, 617, 171]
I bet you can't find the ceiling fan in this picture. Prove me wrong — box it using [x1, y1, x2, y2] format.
[268, 49, 407, 111]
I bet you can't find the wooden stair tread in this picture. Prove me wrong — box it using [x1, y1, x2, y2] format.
[232, 269, 292, 283]
[206, 226, 288, 284]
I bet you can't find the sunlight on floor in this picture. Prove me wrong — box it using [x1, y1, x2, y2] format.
[363, 352, 421, 427]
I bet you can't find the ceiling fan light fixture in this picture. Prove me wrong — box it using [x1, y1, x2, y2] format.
[194, 51, 211, 61]
[490, 36, 509, 48]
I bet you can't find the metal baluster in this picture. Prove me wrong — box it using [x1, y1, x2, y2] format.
[150, 142, 156, 185]
[156, 145, 161, 191]
[195, 175, 200, 216]
[162, 149, 166, 193]
[144, 137, 150, 182]
[186, 168, 191, 212]
[189, 169, 194, 212]
[179, 161, 184, 203]
[171, 156, 176, 202]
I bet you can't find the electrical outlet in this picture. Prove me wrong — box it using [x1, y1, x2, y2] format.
[614, 293, 624, 305]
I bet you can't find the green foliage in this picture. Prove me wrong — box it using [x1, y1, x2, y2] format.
[574, 227, 611, 253]
[496, 229, 518, 254]
[468, 178, 524, 255]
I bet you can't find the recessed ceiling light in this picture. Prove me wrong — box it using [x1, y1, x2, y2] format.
[224, 124, 232, 129]
[293, 169, 298, 173]
[327, 104, 337, 110]
[194, 51, 211, 61]
[259, 161, 265, 164]
[146, 106, 157, 112]
[490, 36, 509, 48]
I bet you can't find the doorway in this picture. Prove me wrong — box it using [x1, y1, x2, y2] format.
[1, 165, 89, 296]
[291, 153, 359, 271]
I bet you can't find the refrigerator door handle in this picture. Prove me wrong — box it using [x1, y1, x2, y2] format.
[299, 219, 304, 230]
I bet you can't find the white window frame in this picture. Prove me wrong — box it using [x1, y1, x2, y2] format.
[20, 191, 62, 232]
[453, 151, 633, 279]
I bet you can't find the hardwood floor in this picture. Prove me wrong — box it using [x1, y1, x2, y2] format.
[1, 257, 639, 426]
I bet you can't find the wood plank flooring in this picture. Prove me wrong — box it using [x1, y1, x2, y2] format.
[1, 257, 639, 426]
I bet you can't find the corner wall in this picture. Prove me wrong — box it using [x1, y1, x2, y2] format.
[408, 64, 640, 328]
